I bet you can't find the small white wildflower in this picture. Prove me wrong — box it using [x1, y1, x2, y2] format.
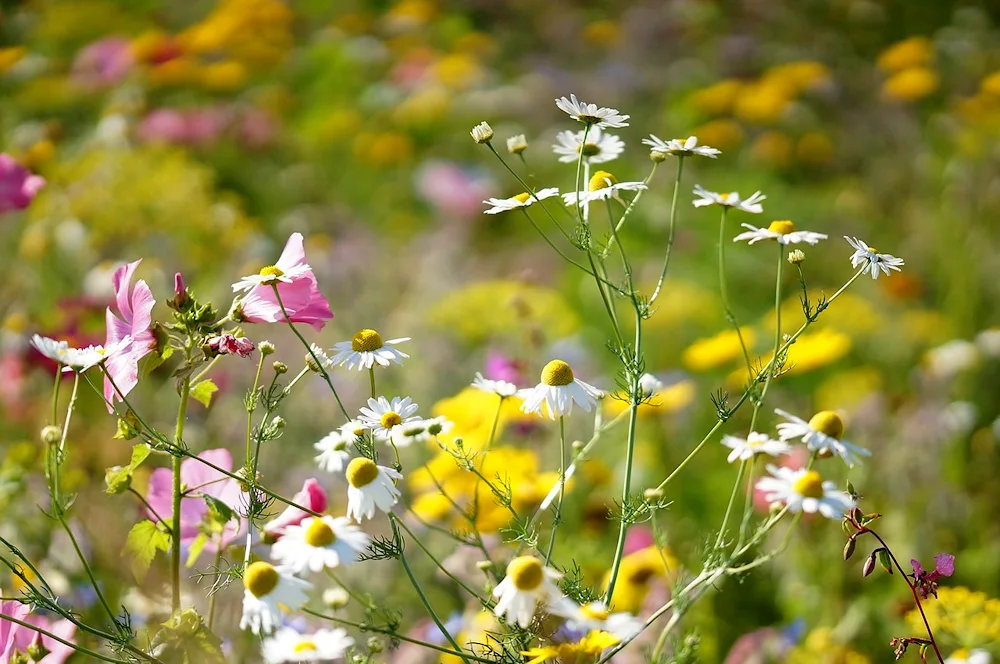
[733, 221, 828, 246]
[755, 466, 855, 519]
[492, 556, 562, 628]
[555, 94, 630, 129]
[774, 409, 871, 468]
[262, 627, 355, 663]
[693, 185, 765, 213]
[506, 134, 528, 154]
[328, 329, 409, 371]
[844, 236, 905, 279]
[344, 458, 402, 521]
[562, 170, 646, 207]
[552, 126, 624, 164]
[270, 516, 370, 574]
[239, 562, 312, 635]
[358, 396, 420, 442]
[471, 122, 494, 144]
[471, 372, 519, 397]
[642, 135, 720, 158]
[519, 359, 602, 419]
[483, 187, 560, 214]
[721, 432, 791, 463]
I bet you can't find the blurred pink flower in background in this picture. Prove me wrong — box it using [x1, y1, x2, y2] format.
[624, 525, 656, 555]
[238, 109, 279, 148]
[136, 109, 188, 144]
[415, 161, 495, 219]
[0, 154, 45, 213]
[0, 352, 25, 417]
[484, 349, 527, 386]
[71, 37, 134, 88]
[103, 260, 155, 411]
[137, 107, 231, 147]
[262, 478, 328, 539]
[0, 599, 77, 664]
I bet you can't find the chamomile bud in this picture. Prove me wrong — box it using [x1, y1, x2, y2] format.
[272, 361, 287, 375]
[367, 637, 384, 653]
[650, 149, 668, 163]
[41, 425, 61, 446]
[471, 122, 494, 144]
[258, 340, 275, 356]
[788, 249, 806, 264]
[323, 587, 350, 609]
[507, 134, 528, 155]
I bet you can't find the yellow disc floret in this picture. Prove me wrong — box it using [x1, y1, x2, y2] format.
[514, 192, 532, 204]
[767, 220, 797, 235]
[580, 602, 610, 620]
[541, 359, 575, 386]
[380, 411, 403, 429]
[579, 142, 600, 157]
[303, 518, 336, 547]
[293, 641, 318, 653]
[258, 265, 284, 278]
[588, 170, 617, 191]
[352, 329, 384, 352]
[808, 411, 844, 439]
[792, 470, 825, 499]
[507, 556, 544, 591]
[346, 458, 380, 488]
[244, 561, 279, 598]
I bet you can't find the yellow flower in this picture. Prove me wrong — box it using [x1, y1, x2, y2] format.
[877, 36, 934, 73]
[431, 386, 530, 451]
[410, 492, 454, 522]
[522, 631, 620, 664]
[200, 60, 248, 91]
[440, 611, 499, 664]
[815, 367, 882, 411]
[882, 67, 939, 102]
[690, 119, 744, 150]
[797, 131, 835, 165]
[353, 130, 414, 167]
[785, 627, 870, 664]
[583, 20, 621, 48]
[603, 546, 678, 613]
[392, 87, 451, 127]
[734, 81, 792, 124]
[0, 46, 27, 74]
[691, 79, 744, 116]
[750, 131, 794, 168]
[432, 53, 482, 90]
[784, 328, 852, 374]
[604, 380, 695, 418]
[762, 61, 830, 94]
[906, 586, 1000, 648]
[683, 328, 756, 372]
[981, 71, 1000, 97]
[146, 57, 202, 87]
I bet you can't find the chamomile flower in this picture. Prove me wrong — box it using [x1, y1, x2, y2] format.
[389, 416, 453, 447]
[755, 466, 855, 519]
[472, 372, 519, 397]
[721, 432, 791, 463]
[358, 396, 419, 442]
[692, 185, 765, 213]
[642, 135, 720, 159]
[492, 556, 562, 628]
[345, 458, 402, 521]
[239, 562, 312, 635]
[470, 122, 494, 144]
[733, 221, 828, 245]
[774, 409, 872, 468]
[483, 188, 560, 214]
[519, 360, 602, 419]
[314, 430, 353, 474]
[555, 94, 630, 128]
[60, 336, 134, 371]
[551, 599, 643, 640]
[29, 334, 69, 363]
[328, 329, 410, 371]
[521, 631, 621, 664]
[552, 127, 624, 164]
[562, 170, 647, 207]
[232, 261, 311, 293]
[844, 236, 905, 279]
[637, 373, 664, 398]
[262, 627, 355, 663]
[507, 134, 528, 155]
[270, 516, 370, 574]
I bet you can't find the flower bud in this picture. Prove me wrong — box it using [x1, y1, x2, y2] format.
[844, 537, 857, 561]
[649, 150, 668, 163]
[643, 487, 665, 500]
[470, 121, 494, 144]
[10, 650, 29, 664]
[323, 587, 350, 609]
[476, 560, 493, 570]
[41, 425, 61, 446]
[367, 637, 384, 653]
[787, 249, 806, 265]
[172, 272, 191, 310]
[271, 416, 285, 430]
[272, 361, 288, 375]
[506, 134, 528, 155]
[862, 549, 878, 577]
[258, 340, 275, 356]
[571, 440, 585, 452]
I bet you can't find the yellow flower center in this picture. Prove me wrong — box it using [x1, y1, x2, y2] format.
[580, 603, 610, 620]
[258, 265, 284, 278]
[293, 641, 318, 653]
[808, 411, 844, 439]
[380, 411, 403, 429]
[303, 518, 336, 547]
[867, 246, 880, 254]
[507, 556, 544, 591]
[346, 458, 380, 488]
[767, 220, 798, 235]
[513, 192, 532, 204]
[579, 142, 600, 157]
[243, 561, 279, 598]
[351, 329, 384, 352]
[541, 359, 575, 386]
[718, 193, 731, 202]
[792, 470, 825, 499]
[588, 170, 617, 191]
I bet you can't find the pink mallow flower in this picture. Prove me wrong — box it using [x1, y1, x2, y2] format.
[235, 233, 333, 331]
[0, 600, 77, 664]
[0, 154, 45, 214]
[910, 553, 955, 599]
[262, 478, 327, 540]
[103, 260, 155, 412]
[145, 449, 245, 558]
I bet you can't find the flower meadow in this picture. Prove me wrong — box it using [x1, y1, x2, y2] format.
[2, 2, 1000, 664]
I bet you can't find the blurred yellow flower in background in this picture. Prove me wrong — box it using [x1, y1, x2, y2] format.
[785, 627, 870, 664]
[796, 131, 835, 165]
[762, 61, 831, 95]
[882, 67, 939, 102]
[750, 131, 794, 168]
[432, 386, 530, 451]
[877, 36, 934, 73]
[691, 119, 744, 150]
[583, 20, 622, 49]
[603, 545, 678, 613]
[814, 367, 883, 411]
[0, 47, 27, 74]
[784, 328, 852, 374]
[604, 380, 696, 418]
[734, 81, 792, 124]
[683, 328, 756, 372]
[691, 79, 744, 116]
[906, 586, 1000, 648]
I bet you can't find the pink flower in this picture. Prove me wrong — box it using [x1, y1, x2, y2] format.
[136, 109, 188, 144]
[415, 161, 495, 219]
[103, 260, 156, 411]
[0, 600, 77, 664]
[145, 449, 245, 558]
[485, 349, 527, 385]
[237, 233, 333, 331]
[623, 526, 655, 555]
[0, 154, 45, 213]
[207, 334, 255, 358]
[262, 478, 328, 540]
[911, 553, 955, 599]
[71, 37, 134, 88]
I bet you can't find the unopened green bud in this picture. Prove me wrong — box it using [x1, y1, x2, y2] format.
[270, 416, 285, 430]
[10, 650, 29, 664]
[367, 637, 383, 653]
[649, 150, 668, 163]
[475, 560, 493, 570]
[272, 361, 288, 375]
[258, 341, 275, 356]
[41, 425, 61, 446]
[571, 440, 585, 452]
[643, 487, 664, 500]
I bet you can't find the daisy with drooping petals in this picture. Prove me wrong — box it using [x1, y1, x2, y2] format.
[233, 262, 310, 293]
[30, 334, 133, 372]
[314, 429, 354, 474]
[328, 329, 410, 370]
[562, 170, 647, 207]
[642, 135, 720, 159]
[774, 409, 871, 468]
[844, 236, 905, 279]
[239, 561, 312, 635]
[721, 432, 791, 463]
[693, 185, 765, 214]
[358, 396, 419, 442]
[262, 627, 355, 663]
[483, 188, 560, 214]
[270, 516, 370, 574]
[555, 94, 630, 129]
[472, 372, 519, 397]
[389, 416, 453, 447]
[755, 466, 855, 519]
[29, 335, 69, 364]
[345, 458, 402, 521]
[519, 360, 602, 419]
[733, 221, 828, 246]
[551, 599, 643, 640]
[552, 127, 624, 164]
[492, 556, 563, 628]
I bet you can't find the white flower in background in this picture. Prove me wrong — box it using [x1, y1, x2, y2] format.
[555, 94, 630, 129]
[239, 562, 312, 635]
[637, 373, 664, 398]
[721, 432, 791, 463]
[314, 430, 354, 474]
[733, 221, 828, 245]
[642, 135, 720, 159]
[30, 333, 133, 372]
[262, 627, 355, 663]
[552, 127, 624, 164]
[844, 236, 905, 279]
[470, 121, 494, 144]
[492, 556, 562, 628]
[483, 187, 560, 214]
[925, 340, 980, 378]
[472, 372, 519, 397]
[307, 343, 332, 368]
[944, 649, 992, 664]
[692, 185, 765, 213]
[506, 134, 528, 155]
[345, 458, 402, 521]
[562, 170, 646, 207]
[774, 409, 871, 468]
[270, 516, 370, 574]
[232, 259, 310, 293]
[389, 416, 453, 447]
[975, 328, 1000, 357]
[328, 329, 410, 371]
[358, 396, 420, 442]
[755, 466, 855, 519]
[29, 334, 69, 363]
[551, 599, 643, 640]
[519, 359, 602, 419]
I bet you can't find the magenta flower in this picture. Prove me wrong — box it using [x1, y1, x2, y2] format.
[262, 478, 328, 540]
[485, 349, 527, 385]
[103, 260, 156, 411]
[0, 154, 45, 214]
[207, 334, 255, 358]
[71, 37, 134, 88]
[145, 449, 245, 558]
[911, 553, 955, 599]
[0, 600, 77, 664]
[236, 233, 334, 331]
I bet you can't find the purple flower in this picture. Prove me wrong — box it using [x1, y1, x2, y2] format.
[71, 37, 134, 88]
[0, 154, 45, 214]
[910, 553, 955, 599]
[103, 260, 155, 411]
[207, 334, 255, 358]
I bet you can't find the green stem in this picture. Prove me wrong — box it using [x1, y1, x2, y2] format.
[50, 373, 79, 515]
[206, 545, 223, 631]
[748, 244, 786, 432]
[60, 515, 119, 627]
[172, 376, 191, 613]
[50, 364, 62, 425]
[326, 569, 376, 609]
[601, 162, 659, 259]
[544, 417, 567, 564]
[246, 352, 265, 467]
[0, 611, 134, 664]
[714, 460, 747, 549]
[718, 208, 753, 376]
[649, 156, 685, 306]
[394, 518, 491, 605]
[368, 366, 376, 400]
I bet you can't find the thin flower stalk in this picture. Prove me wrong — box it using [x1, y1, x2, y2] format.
[648, 156, 685, 307]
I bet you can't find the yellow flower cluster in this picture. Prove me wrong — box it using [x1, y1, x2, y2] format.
[784, 627, 870, 664]
[521, 630, 620, 664]
[602, 545, 678, 613]
[878, 36, 938, 102]
[906, 586, 1000, 648]
[691, 61, 830, 126]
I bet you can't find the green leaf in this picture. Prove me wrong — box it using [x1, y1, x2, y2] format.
[202, 494, 235, 526]
[876, 548, 893, 575]
[124, 519, 170, 581]
[105, 443, 152, 494]
[185, 533, 208, 569]
[143, 344, 174, 377]
[150, 608, 225, 664]
[190, 380, 218, 408]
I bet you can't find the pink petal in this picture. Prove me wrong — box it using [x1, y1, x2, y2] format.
[910, 558, 925, 577]
[933, 553, 955, 577]
[275, 232, 306, 272]
[262, 478, 327, 537]
[111, 260, 142, 322]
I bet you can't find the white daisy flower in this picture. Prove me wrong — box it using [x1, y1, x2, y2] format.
[262, 627, 355, 663]
[233, 262, 311, 293]
[692, 185, 765, 213]
[555, 94, 630, 129]
[637, 372, 664, 398]
[492, 556, 562, 628]
[307, 343, 332, 369]
[239, 562, 312, 635]
[358, 396, 420, 442]
[519, 359, 602, 419]
[483, 187, 560, 214]
[328, 329, 410, 371]
[774, 409, 872, 468]
[345, 458, 402, 521]
[642, 135, 720, 159]
[733, 220, 828, 246]
[944, 649, 992, 664]
[844, 236, 905, 279]
[552, 127, 624, 164]
[389, 416, 453, 447]
[721, 432, 791, 463]
[270, 516, 370, 574]
[60, 336, 134, 371]
[29, 334, 70, 363]
[506, 134, 528, 155]
[562, 170, 647, 207]
[472, 372, 519, 397]
[755, 465, 855, 520]
[470, 121, 494, 144]
[550, 599, 643, 640]
[314, 430, 354, 474]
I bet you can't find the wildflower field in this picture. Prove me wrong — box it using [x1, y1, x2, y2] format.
[2, 1, 1000, 662]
